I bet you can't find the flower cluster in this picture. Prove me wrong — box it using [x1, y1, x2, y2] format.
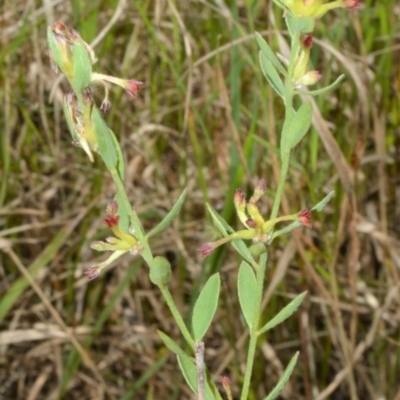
[198, 180, 312, 258]
[48, 21, 142, 162]
[84, 201, 142, 279]
[283, 0, 359, 19]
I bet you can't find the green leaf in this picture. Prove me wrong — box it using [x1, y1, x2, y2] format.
[192, 274, 220, 341]
[285, 14, 297, 38]
[311, 191, 335, 212]
[109, 129, 124, 180]
[282, 102, 313, 153]
[71, 41, 92, 91]
[205, 204, 255, 265]
[258, 292, 307, 334]
[296, 74, 345, 97]
[263, 352, 299, 400]
[157, 330, 187, 357]
[205, 203, 228, 236]
[255, 32, 286, 75]
[238, 262, 257, 328]
[270, 221, 300, 241]
[259, 52, 285, 98]
[146, 188, 187, 238]
[91, 106, 117, 171]
[177, 355, 216, 400]
[47, 27, 64, 73]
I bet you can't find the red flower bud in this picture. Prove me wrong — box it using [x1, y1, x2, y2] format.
[84, 266, 100, 280]
[344, 0, 359, 9]
[303, 34, 313, 49]
[198, 242, 216, 258]
[298, 209, 312, 228]
[106, 200, 118, 216]
[104, 214, 120, 228]
[125, 80, 143, 98]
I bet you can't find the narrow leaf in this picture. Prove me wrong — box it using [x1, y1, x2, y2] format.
[311, 191, 335, 212]
[192, 274, 220, 341]
[259, 292, 307, 334]
[147, 188, 187, 238]
[259, 52, 285, 98]
[238, 262, 257, 328]
[206, 203, 228, 236]
[296, 74, 345, 97]
[91, 106, 117, 170]
[285, 102, 313, 151]
[71, 41, 92, 91]
[255, 32, 286, 75]
[157, 330, 187, 357]
[177, 355, 216, 400]
[47, 27, 64, 73]
[263, 352, 299, 400]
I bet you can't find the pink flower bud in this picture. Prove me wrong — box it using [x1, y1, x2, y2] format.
[343, 0, 359, 9]
[234, 189, 246, 207]
[125, 80, 143, 98]
[298, 209, 312, 228]
[252, 179, 266, 202]
[106, 200, 118, 216]
[84, 266, 100, 280]
[198, 242, 216, 258]
[220, 375, 231, 388]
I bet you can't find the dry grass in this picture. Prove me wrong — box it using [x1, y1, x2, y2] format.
[1, 0, 400, 399]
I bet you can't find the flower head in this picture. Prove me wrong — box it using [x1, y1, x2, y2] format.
[86, 201, 142, 279]
[199, 180, 314, 258]
[283, 0, 360, 19]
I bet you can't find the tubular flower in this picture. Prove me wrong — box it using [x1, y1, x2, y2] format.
[84, 201, 142, 278]
[292, 35, 321, 88]
[283, 0, 359, 19]
[198, 180, 313, 258]
[91, 73, 143, 99]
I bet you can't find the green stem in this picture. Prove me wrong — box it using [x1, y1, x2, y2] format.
[240, 253, 268, 400]
[111, 167, 195, 349]
[159, 285, 195, 347]
[269, 28, 300, 221]
[241, 25, 302, 399]
[269, 153, 290, 220]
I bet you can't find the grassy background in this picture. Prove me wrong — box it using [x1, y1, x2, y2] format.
[1, 0, 400, 399]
